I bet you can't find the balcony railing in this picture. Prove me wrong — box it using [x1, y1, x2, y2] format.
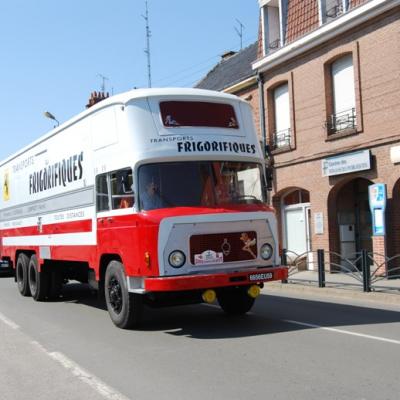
[326, 1, 344, 19]
[326, 108, 356, 134]
[268, 39, 281, 50]
[272, 128, 291, 150]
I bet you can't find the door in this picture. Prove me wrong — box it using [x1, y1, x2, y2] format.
[285, 206, 308, 256]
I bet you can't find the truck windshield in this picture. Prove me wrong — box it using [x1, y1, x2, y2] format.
[138, 161, 266, 211]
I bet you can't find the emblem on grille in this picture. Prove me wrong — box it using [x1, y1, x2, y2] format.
[240, 232, 257, 259]
[221, 238, 231, 256]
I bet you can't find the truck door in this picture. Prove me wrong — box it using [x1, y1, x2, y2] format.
[95, 168, 137, 262]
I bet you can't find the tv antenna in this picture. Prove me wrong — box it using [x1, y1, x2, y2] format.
[97, 73, 109, 92]
[234, 19, 245, 50]
[142, 0, 152, 88]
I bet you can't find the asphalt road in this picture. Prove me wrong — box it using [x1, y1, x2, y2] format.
[0, 274, 399, 400]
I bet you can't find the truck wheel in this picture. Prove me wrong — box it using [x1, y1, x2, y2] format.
[47, 270, 63, 299]
[16, 253, 31, 297]
[217, 286, 255, 315]
[104, 261, 143, 329]
[28, 255, 49, 301]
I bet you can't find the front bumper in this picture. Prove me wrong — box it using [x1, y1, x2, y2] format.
[143, 266, 288, 292]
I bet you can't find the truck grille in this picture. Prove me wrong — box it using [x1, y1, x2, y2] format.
[190, 231, 257, 264]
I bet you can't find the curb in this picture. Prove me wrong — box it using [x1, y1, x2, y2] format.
[264, 281, 400, 306]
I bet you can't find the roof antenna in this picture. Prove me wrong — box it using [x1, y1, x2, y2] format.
[234, 19, 245, 50]
[97, 73, 109, 93]
[142, 1, 152, 88]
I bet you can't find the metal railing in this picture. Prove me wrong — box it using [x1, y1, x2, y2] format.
[272, 128, 291, 150]
[326, 2, 344, 19]
[326, 108, 356, 134]
[268, 39, 281, 50]
[281, 248, 400, 293]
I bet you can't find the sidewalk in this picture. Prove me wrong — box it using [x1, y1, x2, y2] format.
[266, 270, 400, 306]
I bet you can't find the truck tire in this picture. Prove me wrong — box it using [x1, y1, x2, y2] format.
[104, 261, 143, 329]
[217, 286, 255, 315]
[28, 255, 49, 301]
[16, 253, 31, 297]
[47, 270, 63, 299]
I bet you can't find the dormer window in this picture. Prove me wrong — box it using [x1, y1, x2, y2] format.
[319, 0, 349, 24]
[260, 0, 286, 56]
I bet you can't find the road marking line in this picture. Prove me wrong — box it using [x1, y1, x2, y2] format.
[0, 311, 20, 330]
[283, 319, 400, 345]
[31, 341, 130, 400]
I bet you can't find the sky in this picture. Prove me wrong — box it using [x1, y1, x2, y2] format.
[0, 0, 259, 160]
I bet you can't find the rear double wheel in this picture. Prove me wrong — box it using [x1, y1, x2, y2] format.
[217, 286, 255, 315]
[16, 253, 31, 297]
[28, 255, 49, 301]
[104, 261, 143, 329]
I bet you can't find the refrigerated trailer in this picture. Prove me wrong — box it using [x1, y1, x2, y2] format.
[0, 88, 287, 328]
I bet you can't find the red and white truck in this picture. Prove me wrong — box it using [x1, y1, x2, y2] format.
[0, 88, 287, 328]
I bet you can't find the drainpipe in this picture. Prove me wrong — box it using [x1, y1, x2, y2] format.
[257, 73, 266, 150]
[257, 72, 273, 194]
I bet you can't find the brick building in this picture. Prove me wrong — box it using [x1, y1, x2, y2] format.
[199, 0, 400, 271]
[253, 0, 400, 270]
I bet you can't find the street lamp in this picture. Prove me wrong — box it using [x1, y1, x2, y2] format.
[44, 111, 59, 127]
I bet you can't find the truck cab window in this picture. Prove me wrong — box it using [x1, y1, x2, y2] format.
[138, 161, 265, 211]
[96, 174, 109, 212]
[111, 168, 134, 209]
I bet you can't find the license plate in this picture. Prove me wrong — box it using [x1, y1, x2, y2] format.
[248, 272, 273, 282]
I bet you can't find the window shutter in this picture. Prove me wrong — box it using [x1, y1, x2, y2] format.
[274, 83, 290, 133]
[332, 54, 355, 114]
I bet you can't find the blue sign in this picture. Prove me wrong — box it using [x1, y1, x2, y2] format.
[368, 183, 387, 236]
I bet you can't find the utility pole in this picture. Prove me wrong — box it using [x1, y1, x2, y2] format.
[234, 19, 245, 50]
[142, 1, 152, 88]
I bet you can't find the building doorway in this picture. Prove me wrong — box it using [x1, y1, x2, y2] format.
[333, 178, 373, 267]
[281, 189, 313, 269]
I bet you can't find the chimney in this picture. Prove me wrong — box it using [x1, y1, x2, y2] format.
[86, 91, 110, 109]
[221, 50, 237, 61]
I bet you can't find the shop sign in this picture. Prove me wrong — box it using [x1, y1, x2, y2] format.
[322, 149, 371, 177]
[368, 183, 387, 236]
[314, 212, 324, 235]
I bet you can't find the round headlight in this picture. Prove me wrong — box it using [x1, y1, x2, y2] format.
[168, 250, 186, 268]
[260, 243, 273, 260]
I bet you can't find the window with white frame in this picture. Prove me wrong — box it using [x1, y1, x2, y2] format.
[260, 0, 286, 55]
[329, 54, 357, 133]
[319, 0, 349, 24]
[273, 83, 291, 148]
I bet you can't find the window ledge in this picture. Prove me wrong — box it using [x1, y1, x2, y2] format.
[325, 128, 358, 141]
[271, 145, 293, 155]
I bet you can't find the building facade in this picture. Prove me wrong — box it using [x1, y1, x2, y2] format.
[253, 0, 400, 269]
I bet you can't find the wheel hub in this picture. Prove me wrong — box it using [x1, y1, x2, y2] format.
[108, 277, 123, 314]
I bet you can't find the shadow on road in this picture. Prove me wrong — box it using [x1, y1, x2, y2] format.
[54, 282, 107, 311]
[52, 281, 400, 339]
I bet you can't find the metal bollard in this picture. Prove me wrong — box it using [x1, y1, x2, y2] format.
[361, 249, 371, 292]
[281, 249, 288, 284]
[317, 249, 326, 288]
